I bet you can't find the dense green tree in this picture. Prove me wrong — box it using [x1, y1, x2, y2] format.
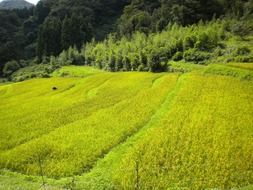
[34, 1, 51, 24]
[36, 26, 44, 62]
[118, 0, 227, 34]
[37, 16, 62, 59]
[83, 20, 235, 72]
[0, 9, 33, 75]
[61, 14, 92, 50]
[61, 16, 72, 50]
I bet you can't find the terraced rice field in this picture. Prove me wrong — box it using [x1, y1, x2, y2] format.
[0, 65, 253, 190]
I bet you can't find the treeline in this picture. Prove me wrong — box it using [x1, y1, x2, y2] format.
[36, 0, 130, 62]
[0, 0, 130, 76]
[84, 21, 225, 72]
[0, 0, 253, 77]
[82, 19, 253, 72]
[44, 0, 253, 72]
[36, 13, 91, 62]
[3, 18, 253, 80]
[0, 8, 33, 75]
[34, 19, 252, 74]
[117, 0, 253, 35]
[0, 1, 53, 76]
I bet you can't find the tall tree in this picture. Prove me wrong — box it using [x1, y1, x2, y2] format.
[37, 26, 44, 62]
[61, 16, 72, 50]
[34, 1, 50, 24]
[37, 16, 62, 59]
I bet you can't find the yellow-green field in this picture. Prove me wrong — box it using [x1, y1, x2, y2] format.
[0, 65, 253, 190]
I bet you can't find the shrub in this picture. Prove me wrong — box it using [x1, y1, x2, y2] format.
[72, 54, 85, 65]
[115, 53, 123, 71]
[183, 35, 197, 50]
[230, 19, 253, 38]
[236, 46, 251, 56]
[137, 64, 149, 72]
[0, 78, 8, 83]
[41, 56, 50, 64]
[172, 52, 183, 61]
[19, 60, 30, 67]
[57, 47, 85, 66]
[213, 47, 225, 57]
[234, 55, 253, 63]
[195, 33, 210, 50]
[122, 56, 131, 71]
[58, 50, 69, 65]
[68, 47, 85, 65]
[147, 50, 168, 72]
[194, 31, 220, 51]
[49, 56, 58, 65]
[129, 53, 140, 71]
[10, 64, 60, 82]
[183, 49, 211, 64]
[107, 53, 116, 71]
[3, 60, 20, 77]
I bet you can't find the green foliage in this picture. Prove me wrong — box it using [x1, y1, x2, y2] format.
[63, 47, 85, 66]
[0, 8, 33, 75]
[37, 16, 62, 60]
[194, 31, 220, 51]
[230, 19, 253, 38]
[118, 0, 225, 34]
[221, 45, 253, 64]
[183, 49, 211, 64]
[118, 7, 152, 36]
[0, 78, 8, 83]
[84, 20, 227, 72]
[1, 0, 253, 77]
[2, 60, 20, 77]
[234, 55, 253, 63]
[172, 52, 183, 61]
[147, 49, 168, 72]
[10, 63, 59, 82]
[61, 17, 72, 50]
[51, 46, 85, 66]
[236, 46, 251, 56]
[61, 14, 91, 50]
[183, 35, 197, 50]
[0, 0, 132, 75]
[35, 0, 131, 62]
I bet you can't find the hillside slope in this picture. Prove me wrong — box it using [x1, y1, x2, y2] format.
[0, 0, 33, 9]
[0, 65, 253, 189]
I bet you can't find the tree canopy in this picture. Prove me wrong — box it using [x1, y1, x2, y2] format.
[0, 0, 252, 76]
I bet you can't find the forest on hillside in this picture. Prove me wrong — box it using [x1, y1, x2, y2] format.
[0, 0, 253, 78]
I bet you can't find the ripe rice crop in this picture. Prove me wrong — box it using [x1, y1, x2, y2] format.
[0, 68, 179, 178]
[0, 66, 252, 190]
[113, 73, 253, 190]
